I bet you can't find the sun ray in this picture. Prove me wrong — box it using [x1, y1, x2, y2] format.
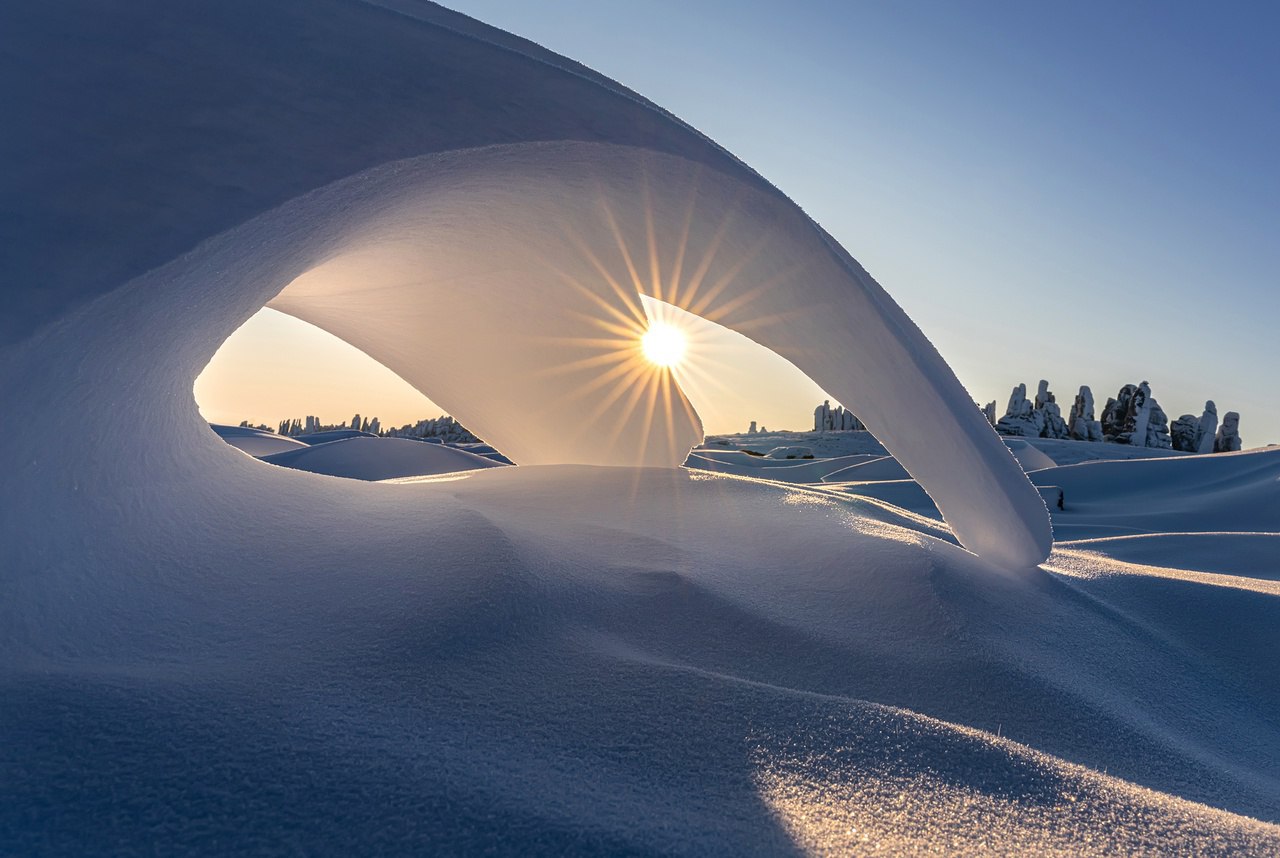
[596, 192, 649, 312]
[671, 183, 749, 312]
[664, 167, 703, 308]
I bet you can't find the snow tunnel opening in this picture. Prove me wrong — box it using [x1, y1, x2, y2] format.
[176, 138, 1050, 565]
[193, 306, 514, 475]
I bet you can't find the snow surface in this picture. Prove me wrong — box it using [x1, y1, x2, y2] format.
[2, 1, 1277, 854]
[4, 459, 1279, 853]
[261, 435, 505, 481]
[210, 423, 310, 457]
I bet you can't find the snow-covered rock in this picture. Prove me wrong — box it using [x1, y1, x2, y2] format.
[1068, 386, 1103, 442]
[996, 380, 1067, 439]
[1215, 411, 1243, 452]
[995, 383, 1040, 437]
[1036, 380, 1071, 440]
[1103, 381, 1171, 449]
[813, 400, 864, 432]
[1144, 395, 1174, 450]
[1197, 401, 1219, 454]
[1127, 382, 1154, 448]
[1170, 414, 1201, 452]
[1101, 384, 1137, 442]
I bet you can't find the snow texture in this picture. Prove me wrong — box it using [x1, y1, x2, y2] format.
[3, 1, 1275, 854]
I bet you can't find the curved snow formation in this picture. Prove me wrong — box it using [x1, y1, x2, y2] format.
[5, 6, 1280, 849]
[1, 0, 1049, 567]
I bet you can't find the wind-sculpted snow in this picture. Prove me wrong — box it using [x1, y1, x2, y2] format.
[3, 466, 1279, 853]
[0, 0, 1048, 566]
[6, 1, 1275, 853]
[261, 436, 505, 481]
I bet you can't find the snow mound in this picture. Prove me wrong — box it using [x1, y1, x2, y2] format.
[296, 429, 379, 445]
[1032, 446, 1280, 539]
[210, 423, 309, 457]
[764, 445, 813, 459]
[1004, 438, 1059, 472]
[260, 435, 504, 481]
[821, 455, 913, 483]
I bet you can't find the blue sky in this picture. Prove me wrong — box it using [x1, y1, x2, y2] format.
[200, 1, 1278, 442]
[440, 0, 1279, 442]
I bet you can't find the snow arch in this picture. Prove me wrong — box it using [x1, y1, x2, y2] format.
[1, 0, 1050, 567]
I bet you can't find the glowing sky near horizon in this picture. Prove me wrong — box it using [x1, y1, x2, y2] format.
[196, 0, 1279, 443]
[196, 302, 830, 434]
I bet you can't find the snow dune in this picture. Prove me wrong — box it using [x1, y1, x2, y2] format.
[209, 423, 309, 457]
[1035, 446, 1280, 539]
[261, 435, 505, 481]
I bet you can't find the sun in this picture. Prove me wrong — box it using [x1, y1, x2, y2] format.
[641, 322, 686, 368]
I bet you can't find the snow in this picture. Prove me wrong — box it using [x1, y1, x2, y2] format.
[209, 423, 310, 457]
[5, 460, 1279, 853]
[2, 0, 1277, 853]
[7, 0, 1051, 566]
[1003, 438, 1059, 472]
[260, 435, 506, 481]
[764, 445, 814, 459]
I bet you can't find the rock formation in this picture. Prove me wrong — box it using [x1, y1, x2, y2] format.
[1196, 401, 1219, 454]
[813, 400, 864, 432]
[1068, 386, 1103, 442]
[981, 401, 997, 426]
[995, 383, 1038, 437]
[1127, 383, 1152, 447]
[1143, 395, 1173, 449]
[1214, 411, 1242, 452]
[1101, 385, 1136, 442]
[1103, 381, 1171, 449]
[1035, 380, 1070, 439]
[996, 380, 1068, 439]
[1170, 414, 1200, 452]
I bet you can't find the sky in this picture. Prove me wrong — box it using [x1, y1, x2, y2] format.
[197, 0, 1279, 443]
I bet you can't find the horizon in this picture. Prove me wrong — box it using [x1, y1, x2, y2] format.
[198, 303, 1270, 445]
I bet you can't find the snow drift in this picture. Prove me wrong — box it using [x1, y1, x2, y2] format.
[210, 424, 310, 457]
[261, 435, 505, 481]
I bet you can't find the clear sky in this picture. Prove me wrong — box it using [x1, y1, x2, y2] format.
[197, 0, 1279, 444]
